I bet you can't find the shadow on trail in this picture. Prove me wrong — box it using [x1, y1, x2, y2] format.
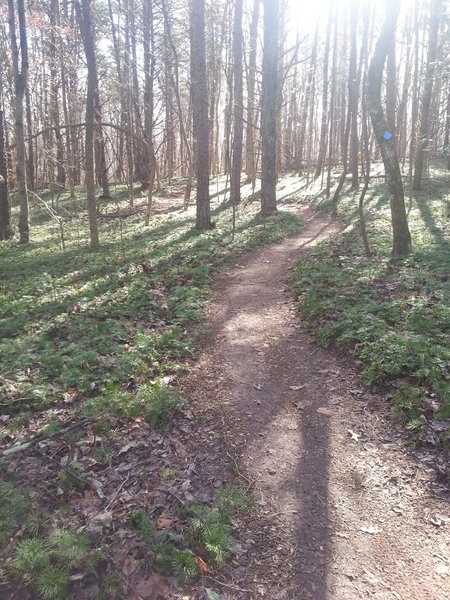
[198, 206, 340, 598]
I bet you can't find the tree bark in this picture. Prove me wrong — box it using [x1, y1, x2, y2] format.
[77, 0, 99, 249]
[413, 0, 441, 190]
[261, 0, 279, 215]
[367, 0, 411, 256]
[8, 0, 29, 244]
[191, 0, 211, 230]
[314, 10, 332, 180]
[349, 1, 360, 188]
[230, 0, 243, 206]
[0, 105, 12, 240]
[143, 0, 155, 226]
[49, 0, 65, 188]
[245, 0, 260, 183]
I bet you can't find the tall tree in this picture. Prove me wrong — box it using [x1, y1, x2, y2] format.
[0, 103, 11, 240]
[314, 10, 332, 180]
[190, 0, 211, 230]
[230, 0, 243, 205]
[413, 0, 442, 190]
[260, 0, 279, 215]
[143, 0, 156, 225]
[245, 0, 260, 184]
[76, 0, 99, 249]
[49, 0, 65, 188]
[8, 0, 29, 244]
[367, 0, 411, 256]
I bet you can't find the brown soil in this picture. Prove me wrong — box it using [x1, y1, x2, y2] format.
[180, 206, 449, 599]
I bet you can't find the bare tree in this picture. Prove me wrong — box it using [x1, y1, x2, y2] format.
[245, 0, 260, 184]
[76, 0, 99, 249]
[8, 0, 29, 244]
[143, 0, 156, 226]
[0, 103, 11, 240]
[230, 0, 244, 205]
[191, 0, 211, 230]
[260, 0, 279, 215]
[314, 10, 332, 180]
[367, 0, 411, 256]
[413, 0, 442, 190]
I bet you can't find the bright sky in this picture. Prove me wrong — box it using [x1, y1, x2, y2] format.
[286, 0, 418, 35]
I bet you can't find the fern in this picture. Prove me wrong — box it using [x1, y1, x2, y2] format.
[127, 510, 155, 540]
[48, 529, 90, 568]
[13, 538, 49, 573]
[35, 566, 69, 600]
[171, 550, 199, 582]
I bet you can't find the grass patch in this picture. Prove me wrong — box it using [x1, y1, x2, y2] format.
[128, 485, 253, 582]
[10, 529, 91, 600]
[0, 184, 300, 427]
[293, 165, 449, 443]
[0, 182, 299, 595]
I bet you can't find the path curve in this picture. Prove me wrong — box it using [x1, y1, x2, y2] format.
[184, 205, 449, 599]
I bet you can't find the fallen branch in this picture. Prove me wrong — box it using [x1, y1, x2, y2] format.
[205, 576, 252, 593]
[0, 415, 100, 458]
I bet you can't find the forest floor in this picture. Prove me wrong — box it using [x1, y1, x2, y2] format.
[178, 204, 449, 600]
[1, 176, 449, 600]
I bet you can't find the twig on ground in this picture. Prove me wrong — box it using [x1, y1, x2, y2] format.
[205, 576, 252, 593]
[0, 415, 103, 458]
[104, 473, 130, 511]
[167, 489, 189, 509]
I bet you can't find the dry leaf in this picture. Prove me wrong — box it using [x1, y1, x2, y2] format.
[122, 557, 138, 577]
[289, 385, 305, 391]
[435, 564, 449, 577]
[195, 555, 210, 573]
[91, 478, 105, 499]
[360, 525, 380, 534]
[93, 511, 113, 526]
[135, 574, 170, 599]
[156, 516, 175, 530]
[317, 407, 333, 416]
[348, 429, 360, 442]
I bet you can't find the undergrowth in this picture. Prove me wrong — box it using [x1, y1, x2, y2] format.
[0, 181, 298, 596]
[293, 164, 449, 443]
[0, 183, 300, 428]
[128, 484, 252, 582]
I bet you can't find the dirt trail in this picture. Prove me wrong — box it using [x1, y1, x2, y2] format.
[183, 205, 449, 600]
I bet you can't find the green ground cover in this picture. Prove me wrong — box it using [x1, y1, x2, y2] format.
[0, 183, 299, 599]
[293, 165, 450, 442]
[0, 184, 300, 430]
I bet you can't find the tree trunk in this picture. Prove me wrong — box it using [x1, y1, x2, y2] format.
[260, 0, 279, 215]
[161, 0, 194, 207]
[77, 0, 99, 249]
[25, 85, 35, 191]
[445, 83, 450, 170]
[349, 1, 360, 188]
[230, 0, 243, 206]
[49, 0, 65, 188]
[297, 24, 318, 175]
[191, 0, 211, 230]
[413, 0, 441, 190]
[367, 0, 411, 256]
[0, 105, 12, 240]
[8, 0, 29, 244]
[314, 10, 332, 180]
[143, 0, 155, 226]
[245, 0, 260, 183]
